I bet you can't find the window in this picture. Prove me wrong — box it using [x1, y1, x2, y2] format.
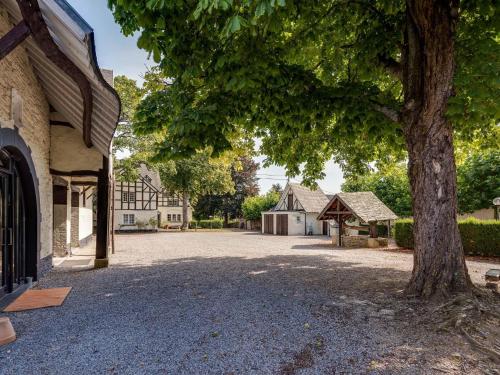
[177, 214, 182, 222]
[296, 215, 301, 224]
[123, 214, 135, 225]
[167, 214, 171, 221]
[122, 191, 135, 203]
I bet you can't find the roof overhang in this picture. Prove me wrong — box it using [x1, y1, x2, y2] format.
[2, 0, 120, 155]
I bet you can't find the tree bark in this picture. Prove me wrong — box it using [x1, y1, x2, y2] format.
[181, 191, 189, 230]
[402, 0, 472, 299]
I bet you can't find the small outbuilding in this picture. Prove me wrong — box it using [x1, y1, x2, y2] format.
[261, 183, 330, 236]
[317, 192, 398, 247]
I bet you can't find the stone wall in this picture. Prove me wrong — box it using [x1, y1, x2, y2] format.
[342, 235, 369, 248]
[0, 6, 52, 258]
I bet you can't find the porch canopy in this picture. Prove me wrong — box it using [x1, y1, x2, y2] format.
[2, 0, 120, 155]
[317, 192, 398, 238]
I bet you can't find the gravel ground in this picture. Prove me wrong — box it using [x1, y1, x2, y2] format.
[0, 231, 498, 374]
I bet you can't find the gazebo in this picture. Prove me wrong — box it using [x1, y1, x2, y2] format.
[317, 192, 398, 247]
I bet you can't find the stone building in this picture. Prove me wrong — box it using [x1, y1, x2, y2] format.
[114, 164, 192, 231]
[0, 0, 119, 298]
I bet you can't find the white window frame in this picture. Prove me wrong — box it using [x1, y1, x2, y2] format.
[123, 214, 135, 225]
[128, 192, 136, 203]
[122, 192, 129, 203]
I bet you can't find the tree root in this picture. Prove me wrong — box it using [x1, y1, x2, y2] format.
[426, 292, 500, 363]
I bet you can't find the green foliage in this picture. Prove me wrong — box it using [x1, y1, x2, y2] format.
[394, 219, 414, 249]
[112, 75, 145, 154]
[394, 218, 500, 256]
[242, 192, 280, 221]
[342, 165, 412, 217]
[457, 149, 500, 214]
[194, 156, 259, 220]
[108, 0, 498, 182]
[458, 218, 500, 256]
[190, 218, 224, 229]
[158, 150, 235, 204]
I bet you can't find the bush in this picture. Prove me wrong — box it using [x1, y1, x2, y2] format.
[394, 219, 414, 249]
[242, 192, 280, 221]
[394, 218, 500, 256]
[190, 219, 224, 229]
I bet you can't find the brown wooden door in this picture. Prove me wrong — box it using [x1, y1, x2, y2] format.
[322, 221, 328, 235]
[276, 214, 288, 235]
[264, 214, 274, 234]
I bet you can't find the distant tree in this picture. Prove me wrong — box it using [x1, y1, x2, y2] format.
[194, 157, 259, 224]
[269, 183, 283, 195]
[242, 192, 280, 222]
[158, 150, 234, 229]
[112, 75, 144, 155]
[457, 150, 500, 214]
[342, 166, 412, 217]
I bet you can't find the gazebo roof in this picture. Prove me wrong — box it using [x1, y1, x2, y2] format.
[318, 191, 398, 223]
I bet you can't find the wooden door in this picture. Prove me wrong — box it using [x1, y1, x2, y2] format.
[276, 214, 288, 235]
[263, 214, 274, 234]
[322, 221, 328, 235]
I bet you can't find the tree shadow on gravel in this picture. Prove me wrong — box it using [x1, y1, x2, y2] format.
[1, 253, 493, 374]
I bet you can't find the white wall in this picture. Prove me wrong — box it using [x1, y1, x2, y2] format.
[79, 207, 93, 241]
[288, 212, 307, 235]
[305, 213, 324, 235]
[114, 210, 158, 230]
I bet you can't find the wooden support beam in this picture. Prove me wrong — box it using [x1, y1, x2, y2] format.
[0, 20, 30, 60]
[16, 0, 93, 148]
[369, 222, 378, 238]
[325, 211, 352, 215]
[70, 181, 97, 186]
[95, 157, 110, 267]
[50, 169, 100, 177]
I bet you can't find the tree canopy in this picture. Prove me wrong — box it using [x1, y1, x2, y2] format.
[457, 150, 500, 214]
[109, 0, 498, 181]
[242, 191, 280, 221]
[194, 156, 259, 221]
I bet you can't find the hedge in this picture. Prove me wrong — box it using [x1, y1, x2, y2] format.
[394, 218, 500, 256]
[189, 219, 224, 229]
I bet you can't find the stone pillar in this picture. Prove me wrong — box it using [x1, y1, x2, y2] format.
[52, 181, 69, 257]
[70, 187, 80, 248]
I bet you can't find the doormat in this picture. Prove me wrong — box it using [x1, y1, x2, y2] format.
[3, 287, 72, 312]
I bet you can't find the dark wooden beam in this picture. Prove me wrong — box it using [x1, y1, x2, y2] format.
[16, 0, 93, 148]
[325, 211, 352, 215]
[0, 20, 31, 60]
[95, 157, 110, 267]
[50, 169, 100, 177]
[71, 181, 97, 186]
[49, 120, 74, 128]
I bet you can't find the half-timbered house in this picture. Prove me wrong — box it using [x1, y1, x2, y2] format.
[114, 165, 192, 231]
[261, 183, 330, 236]
[0, 0, 120, 299]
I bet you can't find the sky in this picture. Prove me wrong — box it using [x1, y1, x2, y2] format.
[67, 0, 345, 194]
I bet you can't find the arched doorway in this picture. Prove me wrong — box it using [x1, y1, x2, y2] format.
[0, 130, 40, 296]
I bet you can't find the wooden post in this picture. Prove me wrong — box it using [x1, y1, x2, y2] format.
[95, 157, 109, 268]
[369, 221, 378, 238]
[338, 215, 342, 247]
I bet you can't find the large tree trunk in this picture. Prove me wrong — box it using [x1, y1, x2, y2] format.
[181, 191, 189, 230]
[402, 0, 472, 298]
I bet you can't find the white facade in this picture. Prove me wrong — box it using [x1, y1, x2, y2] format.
[261, 183, 331, 236]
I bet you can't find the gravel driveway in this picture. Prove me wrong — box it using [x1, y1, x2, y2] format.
[0, 231, 498, 374]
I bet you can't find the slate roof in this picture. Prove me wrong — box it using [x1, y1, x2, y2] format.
[288, 183, 330, 213]
[320, 192, 398, 223]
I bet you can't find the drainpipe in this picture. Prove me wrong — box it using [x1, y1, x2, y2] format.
[304, 212, 307, 235]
